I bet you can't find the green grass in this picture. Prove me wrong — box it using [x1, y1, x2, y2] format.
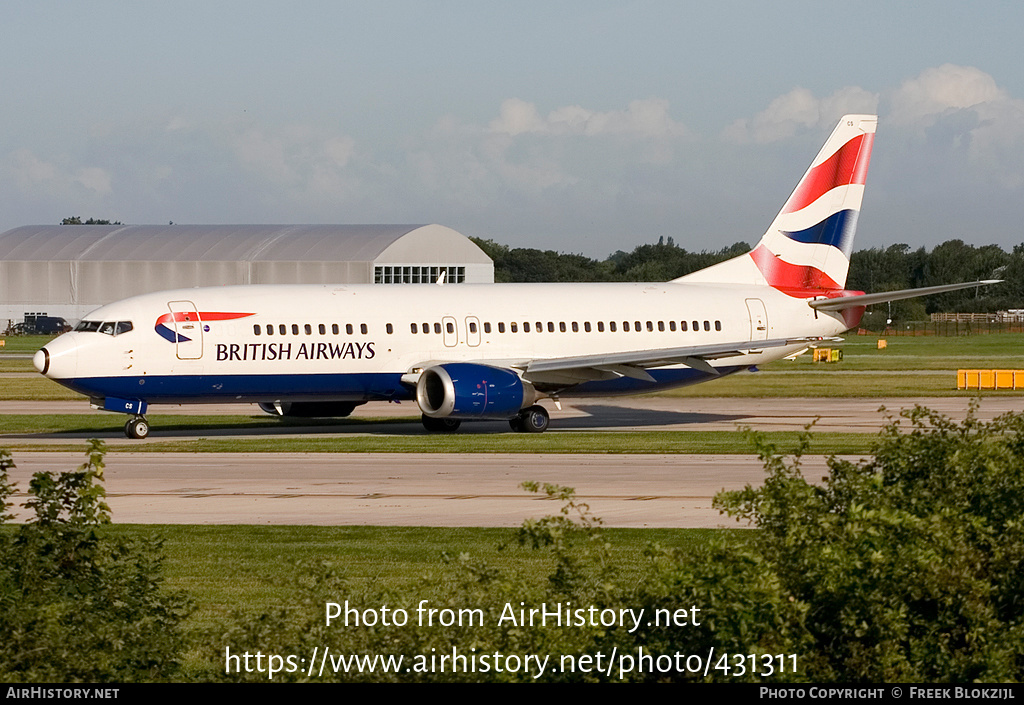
[0, 423, 875, 455]
[95, 524, 740, 629]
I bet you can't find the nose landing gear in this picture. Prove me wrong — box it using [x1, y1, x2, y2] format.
[124, 416, 150, 439]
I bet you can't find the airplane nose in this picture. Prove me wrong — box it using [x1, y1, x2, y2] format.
[33, 348, 49, 375]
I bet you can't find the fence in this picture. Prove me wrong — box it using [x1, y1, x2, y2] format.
[858, 321, 1024, 336]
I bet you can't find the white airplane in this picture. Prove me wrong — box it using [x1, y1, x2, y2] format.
[33, 115, 995, 439]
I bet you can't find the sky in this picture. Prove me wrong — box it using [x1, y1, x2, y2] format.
[2, 1, 1023, 258]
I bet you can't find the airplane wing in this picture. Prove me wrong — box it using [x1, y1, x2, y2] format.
[517, 336, 827, 385]
[808, 280, 1001, 311]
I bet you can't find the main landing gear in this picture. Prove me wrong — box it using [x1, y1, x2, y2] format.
[421, 414, 462, 433]
[420, 405, 551, 434]
[124, 416, 150, 439]
[508, 405, 549, 434]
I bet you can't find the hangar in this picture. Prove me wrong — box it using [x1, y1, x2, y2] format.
[0, 223, 493, 326]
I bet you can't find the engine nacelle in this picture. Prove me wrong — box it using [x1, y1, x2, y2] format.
[416, 363, 534, 419]
[258, 401, 361, 417]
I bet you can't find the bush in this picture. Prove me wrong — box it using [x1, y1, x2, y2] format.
[0, 441, 191, 682]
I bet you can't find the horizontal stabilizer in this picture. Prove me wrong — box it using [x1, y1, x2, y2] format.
[808, 280, 1001, 311]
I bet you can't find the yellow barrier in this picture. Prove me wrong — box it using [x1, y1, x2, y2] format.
[812, 348, 843, 363]
[957, 369, 1024, 390]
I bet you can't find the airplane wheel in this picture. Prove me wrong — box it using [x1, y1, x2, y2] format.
[125, 417, 149, 440]
[422, 414, 461, 433]
[519, 405, 549, 433]
[508, 416, 524, 433]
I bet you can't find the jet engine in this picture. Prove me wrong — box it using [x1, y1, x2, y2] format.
[416, 363, 535, 419]
[258, 401, 362, 417]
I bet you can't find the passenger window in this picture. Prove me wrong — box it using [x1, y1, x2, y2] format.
[279, 324, 287, 335]
[483, 322, 491, 333]
[704, 320, 710, 331]
[434, 323, 441, 334]
[254, 325, 261, 336]
[657, 321, 664, 332]
[582, 322, 589, 332]
[422, 322, 429, 333]
[469, 322, 477, 333]
[292, 324, 299, 335]
[304, 324, 312, 335]
[411, 323, 418, 334]
[647, 321, 654, 332]
[524, 322, 530, 333]
[267, 324, 274, 335]
[537, 322, 544, 332]
[332, 324, 339, 335]
[498, 322, 505, 333]
[669, 321, 676, 331]
[361, 324, 368, 334]
[609, 321, 616, 332]
[623, 321, 630, 332]
[319, 324, 326, 335]
[446, 322, 454, 334]
[510, 322, 518, 333]
[692, 321, 699, 331]
[386, 323, 393, 334]
[715, 320, 722, 331]
[635, 321, 641, 332]
[346, 324, 353, 335]
[596, 321, 603, 332]
[681, 321, 687, 332]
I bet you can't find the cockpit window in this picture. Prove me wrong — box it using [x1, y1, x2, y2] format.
[74, 320, 133, 336]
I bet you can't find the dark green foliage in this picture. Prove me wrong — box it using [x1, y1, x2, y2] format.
[0, 441, 190, 682]
[473, 235, 1023, 321]
[716, 406, 1024, 681]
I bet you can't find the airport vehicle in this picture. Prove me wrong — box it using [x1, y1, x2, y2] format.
[33, 115, 993, 438]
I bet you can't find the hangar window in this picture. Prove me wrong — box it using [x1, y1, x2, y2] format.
[375, 265, 466, 284]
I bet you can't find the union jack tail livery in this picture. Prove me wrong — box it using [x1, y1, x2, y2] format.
[679, 114, 877, 295]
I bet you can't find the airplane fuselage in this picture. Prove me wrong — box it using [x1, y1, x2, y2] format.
[37, 281, 846, 408]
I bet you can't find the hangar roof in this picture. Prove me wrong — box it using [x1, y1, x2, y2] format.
[0, 224, 490, 264]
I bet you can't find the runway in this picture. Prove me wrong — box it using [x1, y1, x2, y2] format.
[3, 396, 1017, 528]
[5, 451, 838, 529]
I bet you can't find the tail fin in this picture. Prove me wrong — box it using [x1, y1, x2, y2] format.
[677, 114, 876, 294]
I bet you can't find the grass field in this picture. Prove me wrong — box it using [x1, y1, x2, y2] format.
[101, 523, 738, 630]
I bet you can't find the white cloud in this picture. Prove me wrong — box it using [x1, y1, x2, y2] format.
[489, 98, 687, 138]
[723, 86, 879, 143]
[887, 64, 1006, 125]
